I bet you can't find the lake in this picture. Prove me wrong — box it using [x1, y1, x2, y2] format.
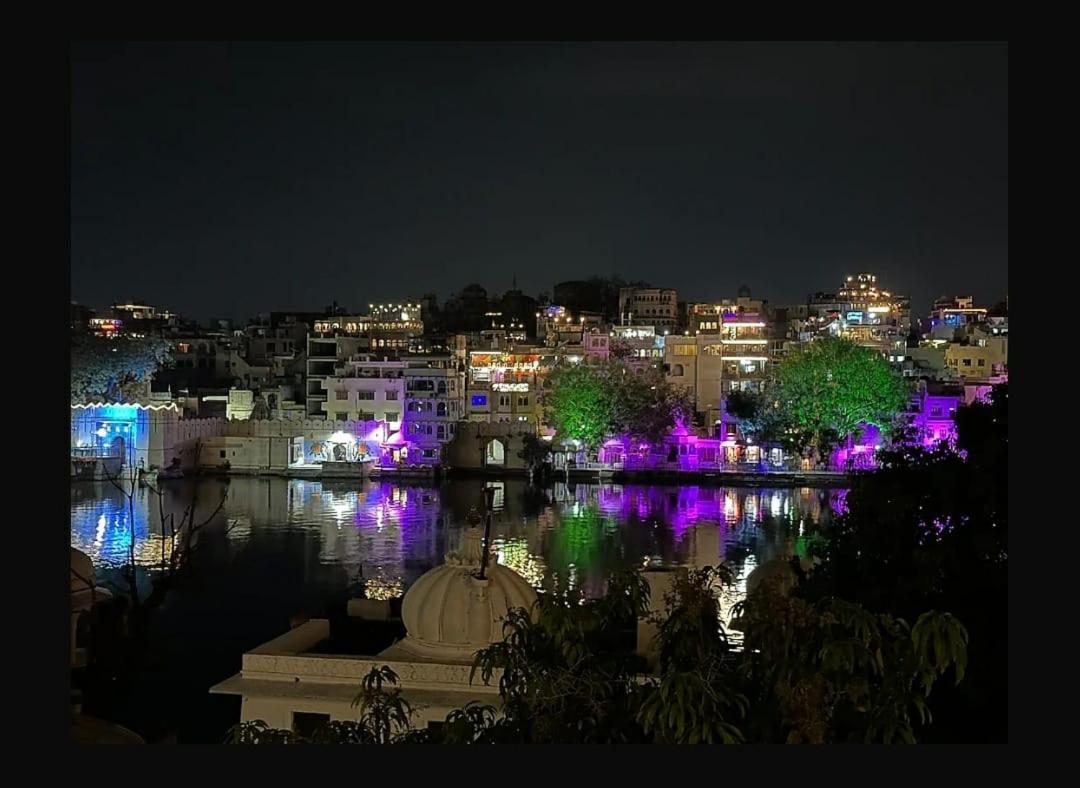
[70, 476, 845, 742]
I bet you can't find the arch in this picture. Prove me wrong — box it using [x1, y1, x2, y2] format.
[485, 438, 506, 467]
[673, 363, 684, 376]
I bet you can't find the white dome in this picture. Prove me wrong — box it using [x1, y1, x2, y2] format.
[398, 527, 538, 662]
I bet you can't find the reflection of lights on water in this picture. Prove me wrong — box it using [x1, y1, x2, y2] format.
[770, 492, 783, 518]
[95, 514, 107, 546]
[364, 577, 404, 600]
[745, 495, 759, 522]
[493, 537, 545, 588]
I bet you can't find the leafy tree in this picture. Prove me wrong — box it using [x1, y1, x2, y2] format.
[71, 334, 174, 403]
[797, 384, 1007, 742]
[517, 433, 553, 469]
[723, 389, 797, 448]
[543, 362, 616, 450]
[543, 361, 693, 450]
[229, 564, 966, 744]
[770, 337, 908, 451]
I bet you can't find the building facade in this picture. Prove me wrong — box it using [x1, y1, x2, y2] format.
[619, 287, 678, 329]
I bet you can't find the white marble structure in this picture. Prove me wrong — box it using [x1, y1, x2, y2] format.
[210, 528, 537, 730]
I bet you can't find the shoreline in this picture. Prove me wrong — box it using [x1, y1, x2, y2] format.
[73, 465, 854, 488]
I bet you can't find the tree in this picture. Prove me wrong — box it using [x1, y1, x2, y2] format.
[770, 337, 908, 451]
[723, 389, 795, 447]
[543, 362, 615, 450]
[543, 361, 693, 450]
[796, 384, 1007, 742]
[229, 563, 966, 744]
[517, 433, 552, 470]
[71, 334, 174, 404]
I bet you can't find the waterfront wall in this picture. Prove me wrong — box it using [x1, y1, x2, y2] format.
[445, 421, 537, 471]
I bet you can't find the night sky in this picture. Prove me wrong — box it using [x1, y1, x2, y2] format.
[71, 42, 1008, 322]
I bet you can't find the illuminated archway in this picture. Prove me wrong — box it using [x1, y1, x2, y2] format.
[485, 439, 506, 467]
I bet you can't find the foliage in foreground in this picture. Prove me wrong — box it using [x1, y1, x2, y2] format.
[799, 384, 1007, 742]
[228, 563, 966, 744]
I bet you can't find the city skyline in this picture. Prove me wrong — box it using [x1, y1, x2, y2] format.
[72, 42, 1007, 321]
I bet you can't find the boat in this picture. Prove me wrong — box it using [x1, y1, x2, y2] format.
[318, 460, 372, 480]
[371, 464, 438, 479]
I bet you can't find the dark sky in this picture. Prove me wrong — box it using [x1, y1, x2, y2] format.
[71, 42, 1008, 321]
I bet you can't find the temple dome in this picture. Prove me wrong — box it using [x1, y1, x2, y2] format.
[398, 527, 537, 662]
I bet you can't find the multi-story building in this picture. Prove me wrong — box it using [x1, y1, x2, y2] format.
[307, 316, 372, 416]
[684, 291, 767, 335]
[402, 356, 466, 456]
[465, 348, 547, 428]
[944, 336, 1008, 380]
[582, 329, 610, 365]
[610, 325, 665, 374]
[619, 287, 678, 329]
[930, 296, 988, 330]
[718, 310, 770, 396]
[368, 302, 424, 352]
[538, 305, 605, 348]
[664, 335, 724, 426]
[320, 357, 407, 426]
[808, 273, 911, 354]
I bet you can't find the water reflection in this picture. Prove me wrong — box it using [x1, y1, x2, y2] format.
[71, 478, 840, 613]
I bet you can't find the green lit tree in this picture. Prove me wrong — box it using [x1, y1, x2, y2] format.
[71, 334, 174, 404]
[543, 362, 616, 450]
[770, 337, 908, 451]
[544, 361, 694, 450]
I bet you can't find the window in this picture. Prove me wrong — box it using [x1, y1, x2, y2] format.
[437, 402, 447, 417]
[977, 359, 986, 367]
[357, 391, 375, 400]
[384, 411, 398, 422]
[962, 359, 972, 367]
[500, 394, 511, 407]
[385, 391, 399, 400]
[518, 396, 529, 407]
[334, 390, 348, 401]
[220, 450, 227, 458]
[471, 394, 488, 407]
[293, 712, 331, 738]
[336, 412, 349, 421]
[437, 425, 446, 439]
[267, 342, 276, 353]
[423, 448, 438, 459]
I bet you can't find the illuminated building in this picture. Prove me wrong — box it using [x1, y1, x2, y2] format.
[944, 335, 1008, 380]
[808, 273, 911, 354]
[88, 317, 123, 336]
[400, 355, 466, 462]
[466, 348, 548, 427]
[538, 304, 605, 348]
[321, 356, 407, 425]
[618, 286, 678, 328]
[930, 295, 988, 329]
[611, 325, 664, 373]
[307, 316, 372, 416]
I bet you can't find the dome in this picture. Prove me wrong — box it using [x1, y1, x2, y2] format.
[398, 527, 538, 662]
